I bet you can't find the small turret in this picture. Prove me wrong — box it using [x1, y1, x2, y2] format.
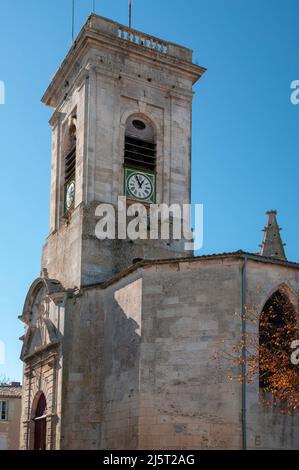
[259, 210, 286, 260]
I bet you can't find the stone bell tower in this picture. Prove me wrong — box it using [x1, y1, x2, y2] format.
[41, 14, 205, 288]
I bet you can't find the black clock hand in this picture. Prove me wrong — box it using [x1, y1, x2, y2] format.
[135, 175, 143, 188]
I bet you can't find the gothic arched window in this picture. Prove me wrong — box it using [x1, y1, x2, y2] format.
[259, 289, 296, 390]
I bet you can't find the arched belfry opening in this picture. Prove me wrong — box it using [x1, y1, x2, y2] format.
[259, 289, 296, 390]
[123, 116, 157, 204]
[124, 116, 156, 172]
[63, 113, 77, 213]
[33, 393, 47, 450]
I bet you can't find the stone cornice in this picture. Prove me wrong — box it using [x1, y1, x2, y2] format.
[49, 110, 66, 128]
[42, 14, 206, 108]
[22, 341, 60, 365]
[82, 251, 299, 291]
[91, 63, 194, 101]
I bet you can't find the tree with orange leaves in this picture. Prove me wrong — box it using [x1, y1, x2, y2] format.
[214, 286, 299, 414]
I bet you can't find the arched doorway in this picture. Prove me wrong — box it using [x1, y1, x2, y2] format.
[33, 393, 47, 450]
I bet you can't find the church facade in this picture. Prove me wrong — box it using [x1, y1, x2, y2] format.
[19, 15, 299, 450]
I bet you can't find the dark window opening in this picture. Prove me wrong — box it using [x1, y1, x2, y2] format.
[63, 116, 77, 213]
[34, 393, 47, 451]
[124, 118, 156, 172]
[64, 120, 77, 184]
[65, 146, 76, 182]
[125, 136, 156, 171]
[259, 290, 296, 390]
[0, 401, 8, 420]
[132, 119, 146, 130]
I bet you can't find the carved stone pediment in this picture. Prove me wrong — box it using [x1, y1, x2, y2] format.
[20, 317, 61, 361]
[19, 277, 65, 326]
[21, 312, 62, 360]
[19, 277, 66, 361]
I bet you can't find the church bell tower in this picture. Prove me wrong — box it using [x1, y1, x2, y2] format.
[41, 14, 205, 287]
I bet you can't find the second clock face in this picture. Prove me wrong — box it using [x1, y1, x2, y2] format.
[127, 172, 153, 201]
[66, 181, 75, 210]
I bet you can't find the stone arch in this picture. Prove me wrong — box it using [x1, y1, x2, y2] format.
[124, 114, 157, 172]
[61, 113, 77, 158]
[120, 111, 163, 170]
[60, 111, 77, 214]
[21, 277, 65, 327]
[258, 282, 298, 316]
[30, 390, 47, 420]
[259, 285, 297, 390]
[120, 109, 162, 138]
[119, 110, 164, 203]
[30, 373, 52, 412]
[21, 278, 45, 325]
[126, 115, 156, 141]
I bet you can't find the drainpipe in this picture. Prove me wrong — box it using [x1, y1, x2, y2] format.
[241, 255, 248, 450]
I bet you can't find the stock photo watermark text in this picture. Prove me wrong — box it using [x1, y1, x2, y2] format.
[94, 197, 204, 251]
[290, 80, 299, 105]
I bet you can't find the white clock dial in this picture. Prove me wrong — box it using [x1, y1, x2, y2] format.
[66, 181, 75, 209]
[127, 173, 153, 200]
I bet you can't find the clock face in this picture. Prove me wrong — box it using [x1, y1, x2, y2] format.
[127, 172, 153, 201]
[66, 181, 75, 210]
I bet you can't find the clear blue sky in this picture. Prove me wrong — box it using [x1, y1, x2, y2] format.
[0, 0, 298, 381]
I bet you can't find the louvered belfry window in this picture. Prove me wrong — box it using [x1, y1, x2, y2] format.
[124, 118, 156, 172]
[63, 115, 77, 214]
[64, 120, 76, 184]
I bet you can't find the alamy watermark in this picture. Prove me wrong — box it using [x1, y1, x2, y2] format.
[0, 81, 5, 105]
[95, 197, 203, 251]
[290, 80, 299, 105]
[291, 340, 299, 366]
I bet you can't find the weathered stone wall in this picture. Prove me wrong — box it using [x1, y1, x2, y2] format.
[100, 276, 143, 449]
[26, 257, 299, 450]
[42, 205, 83, 289]
[245, 260, 299, 450]
[134, 258, 299, 450]
[59, 272, 143, 449]
[61, 256, 244, 450]
[138, 258, 243, 449]
[80, 201, 190, 286]
[59, 289, 104, 449]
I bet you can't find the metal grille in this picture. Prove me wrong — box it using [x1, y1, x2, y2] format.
[124, 136, 156, 172]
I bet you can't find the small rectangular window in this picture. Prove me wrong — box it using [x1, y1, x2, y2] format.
[0, 401, 8, 420]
